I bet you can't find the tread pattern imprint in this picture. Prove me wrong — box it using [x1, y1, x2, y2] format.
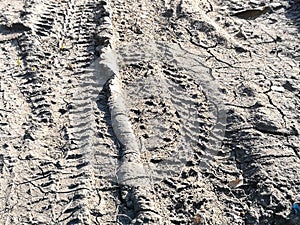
[111, 0, 300, 224]
[0, 0, 299, 224]
[0, 0, 119, 224]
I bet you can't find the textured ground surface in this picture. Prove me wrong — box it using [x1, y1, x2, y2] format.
[0, 0, 299, 224]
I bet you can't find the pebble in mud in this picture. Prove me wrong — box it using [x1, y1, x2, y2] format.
[192, 214, 207, 225]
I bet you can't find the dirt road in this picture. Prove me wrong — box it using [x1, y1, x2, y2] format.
[0, 0, 299, 224]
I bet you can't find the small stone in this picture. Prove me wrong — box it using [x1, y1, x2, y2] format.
[295, 195, 300, 203]
[271, 86, 285, 92]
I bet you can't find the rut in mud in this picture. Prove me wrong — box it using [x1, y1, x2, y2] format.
[111, 0, 300, 224]
[0, 0, 119, 224]
[0, 0, 300, 224]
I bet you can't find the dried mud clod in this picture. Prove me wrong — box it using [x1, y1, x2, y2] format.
[118, 185, 161, 224]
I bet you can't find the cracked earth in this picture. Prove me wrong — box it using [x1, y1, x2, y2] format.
[0, 0, 299, 224]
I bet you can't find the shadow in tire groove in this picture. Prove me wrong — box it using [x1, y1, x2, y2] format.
[285, 1, 300, 32]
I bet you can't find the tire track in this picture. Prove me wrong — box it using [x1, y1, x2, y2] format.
[117, 42, 232, 224]
[118, 42, 222, 172]
[209, 1, 300, 223]
[1, 0, 298, 224]
[0, 0, 118, 224]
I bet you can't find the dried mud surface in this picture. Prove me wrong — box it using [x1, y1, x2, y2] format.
[0, 0, 299, 224]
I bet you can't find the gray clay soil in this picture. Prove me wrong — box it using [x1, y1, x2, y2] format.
[0, 0, 299, 224]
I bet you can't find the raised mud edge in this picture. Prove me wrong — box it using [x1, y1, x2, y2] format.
[95, 1, 161, 224]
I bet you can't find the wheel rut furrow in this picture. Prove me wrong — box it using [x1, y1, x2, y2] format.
[0, 0, 120, 224]
[116, 41, 232, 223]
[4, 0, 298, 224]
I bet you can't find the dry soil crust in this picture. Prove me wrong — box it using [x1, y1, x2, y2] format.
[0, 0, 299, 225]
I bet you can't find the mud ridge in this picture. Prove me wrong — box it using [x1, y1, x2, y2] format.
[95, 6, 162, 224]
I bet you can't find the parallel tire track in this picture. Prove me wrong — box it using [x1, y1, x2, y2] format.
[1, 0, 299, 224]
